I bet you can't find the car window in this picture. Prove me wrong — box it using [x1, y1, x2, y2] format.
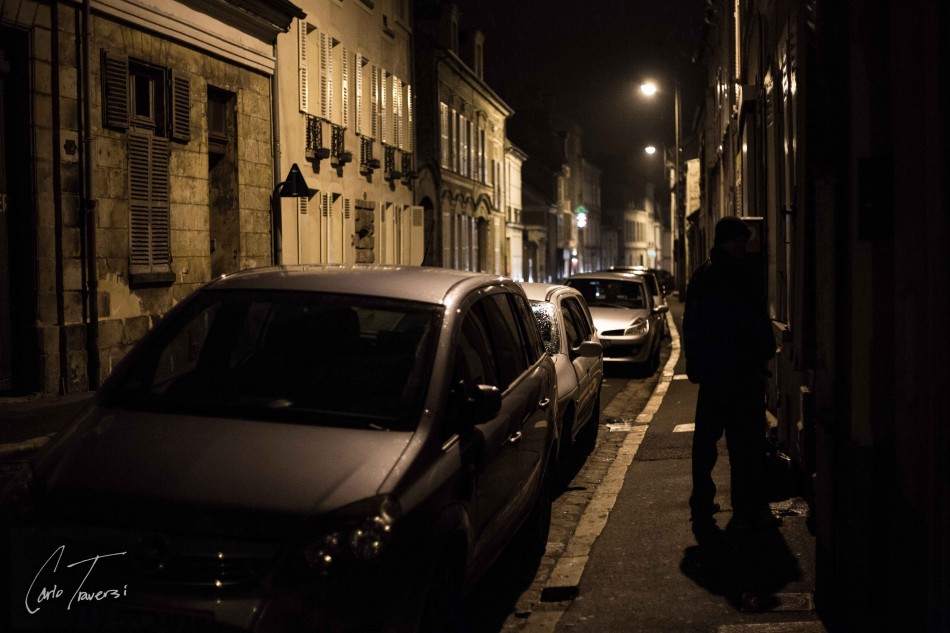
[565, 279, 647, 309]
[563, 298, 593, 341]
[638, 273, 659, 296]
[455, 305, 499, 388]
[530, 301, 560, 356]
[561, 300, 583, 349]
[482, 294, 529, 389]
[108, 290, 442, 430]
[510, 292, 546, 362]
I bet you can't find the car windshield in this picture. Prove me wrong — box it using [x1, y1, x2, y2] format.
[529, 301, 560, 355]
[566, 279, 646, 309]
[105, 289, 443, 431]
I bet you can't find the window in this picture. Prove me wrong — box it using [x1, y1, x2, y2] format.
[101, 50, 189, 284]
[439, 102, 450, 168]
[563, 298, 593, 341]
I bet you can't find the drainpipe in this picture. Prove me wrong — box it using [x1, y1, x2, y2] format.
[271, 42, 282, 266]
[81, 0, 100, 389]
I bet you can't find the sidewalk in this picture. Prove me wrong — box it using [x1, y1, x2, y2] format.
[522, 296, 826, 633]
[0, 391, 93, 464]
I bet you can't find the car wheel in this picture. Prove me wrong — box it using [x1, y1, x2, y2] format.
[554, 406, 575, 486]
[578, 393, 600, 454]
[513, 456, 554, 560]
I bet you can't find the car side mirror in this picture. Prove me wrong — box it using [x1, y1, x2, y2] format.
[653, 304, 669, 314]
[461, 383, 502, 426]
[571, 341, 603, 359]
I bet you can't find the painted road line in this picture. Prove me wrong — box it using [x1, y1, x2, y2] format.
[527, 310, 681, 629]
[673, 423, 696, 433]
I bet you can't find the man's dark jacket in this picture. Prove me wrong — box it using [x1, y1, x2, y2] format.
[683, 247, 775, 384]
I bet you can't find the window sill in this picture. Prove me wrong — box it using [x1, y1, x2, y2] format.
[129, 271, 176, 288]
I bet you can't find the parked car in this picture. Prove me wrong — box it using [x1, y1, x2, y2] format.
[520, 283, 604, 476]
[4, 265, 558, 633]
[603, 266, 668, 337]
[565, 272, 668, 371]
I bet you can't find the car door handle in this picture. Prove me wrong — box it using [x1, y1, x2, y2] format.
[538, 398, 551, 409]
[507, 431, 523, 445]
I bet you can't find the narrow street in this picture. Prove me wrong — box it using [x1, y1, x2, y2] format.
[463, 297, 823, 633]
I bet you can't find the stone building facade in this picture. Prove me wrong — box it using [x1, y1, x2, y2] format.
[276, 0, 420, 267]
[413, 2, 511, 274]
[0, 0, 301, 395]
[697, 1, 949, 630]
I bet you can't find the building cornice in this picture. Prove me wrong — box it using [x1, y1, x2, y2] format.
[92, 0, 303, 73]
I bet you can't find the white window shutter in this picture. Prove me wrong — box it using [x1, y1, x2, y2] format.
[342, 48, 349, 128]
[298, 20, 309, 113]
[409, 206, 424, 265]
[355, 56, 363, 134]
[320, 32, 329, 119]
[439, 103, 449, 168]
[370, 65, 379, 139]
[442, 209, 451, 268]
[494, 217, 502, 274]
[405, 84, 413, 153]
[392, 76, 401, 149]
[380, 70, 388, 145]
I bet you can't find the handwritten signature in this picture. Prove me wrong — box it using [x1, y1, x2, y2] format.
[25, 545, 128, 614]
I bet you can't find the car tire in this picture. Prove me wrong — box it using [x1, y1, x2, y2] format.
[554, 406, 575, 486]
[578, 393, 600, 454]
[513, 456, 554, 560]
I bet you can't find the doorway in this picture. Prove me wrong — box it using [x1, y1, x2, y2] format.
[0, 29, 38, 394]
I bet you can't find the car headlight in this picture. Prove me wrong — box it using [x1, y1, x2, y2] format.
[624, 317, 649, 336]
[300, 496, 401, 577]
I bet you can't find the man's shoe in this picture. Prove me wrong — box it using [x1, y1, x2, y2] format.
[728, 509, 781, 531]
[689, 502, 721, 521]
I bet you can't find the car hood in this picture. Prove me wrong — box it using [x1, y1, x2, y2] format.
[37, 407, 413, 518]
[588, 306, 649, 332]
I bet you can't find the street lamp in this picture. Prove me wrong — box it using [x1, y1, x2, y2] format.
[271, 163, 316, 265]
[639, 78, 684, 296]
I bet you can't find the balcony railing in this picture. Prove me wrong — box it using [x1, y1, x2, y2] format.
[305, 115, 330, 161]
[360, 136, 380, 175]
[330, 123, 352, 168]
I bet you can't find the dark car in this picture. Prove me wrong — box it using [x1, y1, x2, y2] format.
[4, 265, 558, 633]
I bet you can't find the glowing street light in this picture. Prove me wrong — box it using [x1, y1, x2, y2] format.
[644, 145, 657, 155]
[640, 81, 658, 97]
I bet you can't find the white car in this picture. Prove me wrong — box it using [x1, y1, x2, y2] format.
[565, 272, 668, 372]
[520, 283, 604, 478]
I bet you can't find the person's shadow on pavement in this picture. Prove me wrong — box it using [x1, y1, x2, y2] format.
[679, 524, 802, 611]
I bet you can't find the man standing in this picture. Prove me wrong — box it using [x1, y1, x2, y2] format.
[683, 216, 776, 539]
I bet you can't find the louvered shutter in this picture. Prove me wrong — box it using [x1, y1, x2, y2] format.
[150, 137, 170, 265]
[394, 77, 403, 149]
[405, 84, 413, 153]
[101, 50, 129, 130]
[440, 103, 449, 168]
[298, 20, 309, 113]
[380, 71, 388, 145]
[371, 66, 379, 139]
[320, 33, 332, 120]
[355, 56, 364, 134]
[128, 131, 170, 272]
[342, 48, 349, 128]
[342, 198, 354, 263]
[412, 206, 424, 266]
[442, 209, 451, 267]
[170, 71, 190, 143]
